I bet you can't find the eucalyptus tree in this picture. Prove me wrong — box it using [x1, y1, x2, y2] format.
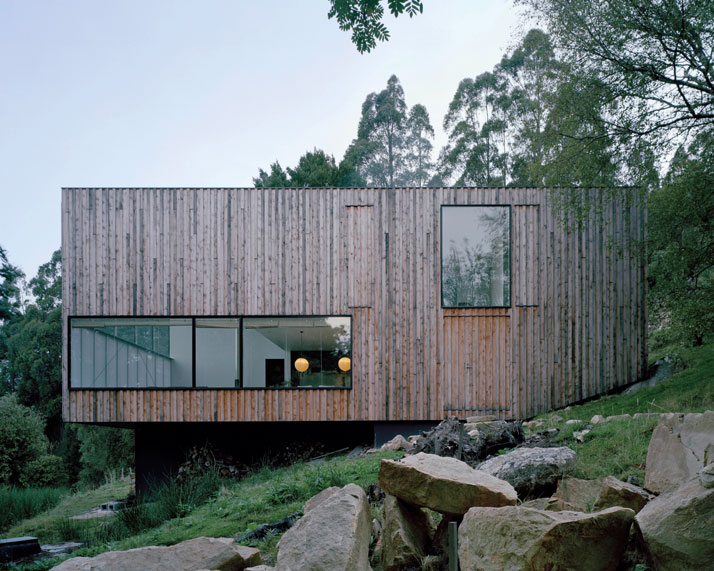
[440, 71, 510, 185]
[403, 103, 435, 186]
[0, 246, 23, 322]
[254, 149, 363, 188]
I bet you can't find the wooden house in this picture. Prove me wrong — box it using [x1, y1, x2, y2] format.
[62, 187, 646, 475]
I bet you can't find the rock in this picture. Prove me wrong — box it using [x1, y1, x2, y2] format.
[523, 419, 545, 428]
[304, 487, 340, 513]
[477, 446, 576, 499]
[53, 537, 261, 571]
[636, 477, 714, 570]
[378, 452, 517, 515]
[565, 419, 583, 425]
[550, 477, 602, 512]
[380, 434, 410, 451]
[644, 410, 714, 493]
[246, 567, 274, 571]
[550, 414, 564, 423]
[573, 428, 591, 442]
[465, 415, 497, 423]
[625, 354, 685, 395]
[458, 506, 634, 571]
[699, 462, 714, 488]
[590, 414, 606, 424]
[275, 483, 371, 571]
[381, 494, 432, 571]
[407, 435, 420, 444]
[409, 417, 523, 465]
[594, 475, 654, 514]
[605, 414, 632, 422]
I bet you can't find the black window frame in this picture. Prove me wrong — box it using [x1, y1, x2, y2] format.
[440, 204, 512, 309]
[67, 314, 353, 391]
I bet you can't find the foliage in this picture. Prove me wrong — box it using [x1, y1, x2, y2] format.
[520, 0, 714, 138]
[254, 149, 363, 188]
[0, 485, 68, 533]
[19, 455, 69, 488]
[328, 0, 423, 53]
[647, 130, 714, 345]
[0, 245, 24, 322]
[0, 249, 63, 440]
[76, 425, 135, 487]
[0, 394, 50, 486]
[346, 74, 435, 186]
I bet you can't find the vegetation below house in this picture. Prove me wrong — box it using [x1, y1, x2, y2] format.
[3, 340, 712, 569]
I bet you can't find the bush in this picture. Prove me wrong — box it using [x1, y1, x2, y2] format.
[76, 425, 134, 487]
[19, 455, 69, 488]
[0, 394, 49, 485]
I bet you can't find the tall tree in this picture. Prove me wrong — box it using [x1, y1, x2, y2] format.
[347, 75, 408, 186]
[328, 0, 423, 53]
[440, 71, 510, 185]
[520, 0, 714, 139]
[0, 246, 24, 322]
[403, 104, 435, 186]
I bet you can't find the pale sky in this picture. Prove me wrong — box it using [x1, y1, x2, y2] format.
[0, 0, 526, 279]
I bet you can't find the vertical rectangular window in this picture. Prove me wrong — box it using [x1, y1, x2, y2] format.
[195, 318, 240, 388]
[242, 317, 351, 388]
[441, 206, 511, 307]
[70, 318, 192, 388]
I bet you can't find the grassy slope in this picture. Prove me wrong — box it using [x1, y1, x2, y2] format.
[535, 342, 714, 481]
[10, 342, 714, 569]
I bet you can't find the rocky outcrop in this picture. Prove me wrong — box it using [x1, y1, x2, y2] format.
[644, 411, 714, 493]
[636, 477, 714, 570]
[379, 452, 517, 515]
[477, 446, 576, 498]
[548, 477, 602, 511]
[594, 475, 654, 514]
[458, 506, 635, 571]
[381, 494, 432, 571]
[303, 486, 339, 512]
[53, 537, 261, 571]
[275, 483, 371, 571]
[380, 435, 410, 451]
[700, 462, 714, 488]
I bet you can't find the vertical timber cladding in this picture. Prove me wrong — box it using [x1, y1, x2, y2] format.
[61, 187, 646, 424]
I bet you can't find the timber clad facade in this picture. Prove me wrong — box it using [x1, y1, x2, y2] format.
[62, 187, 646, 425]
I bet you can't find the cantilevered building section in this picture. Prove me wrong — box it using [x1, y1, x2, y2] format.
[62, 187, 646, 427]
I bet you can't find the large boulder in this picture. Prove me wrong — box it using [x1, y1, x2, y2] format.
[548, 477, 603, 512]
[594, 475, 653, 514]
[378, 452, 517, 515]
[458, 506, 635, 571]
[644, 411, 714, 494]
[275, 483, 371, 571]
[53, 537, 261, 571]
[381, 494, 432, 571]
[636, 477, 714, 570]
[477, 446, 576, 498]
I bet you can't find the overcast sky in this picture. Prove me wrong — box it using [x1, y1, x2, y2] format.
[0, 0, 526, 279]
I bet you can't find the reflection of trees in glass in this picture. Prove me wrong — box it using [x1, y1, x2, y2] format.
[442, 207, 510, 307]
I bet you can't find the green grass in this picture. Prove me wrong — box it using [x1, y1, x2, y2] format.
[0, 487, 69, 534]
[3, 478, 131, 541]
[531, 341, 714, 482]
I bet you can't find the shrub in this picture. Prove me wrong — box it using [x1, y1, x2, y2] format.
[0, 394, 49, 485]
[19, 454, 69, 488]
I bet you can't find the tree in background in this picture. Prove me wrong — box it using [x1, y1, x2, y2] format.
[328, 0, 423, 53]
[648, 130, 714, 346]
[76, 425, 135, 487]
[0, 246, 24, 322]
[254, 149, 363, 188]
[520, 0, 714, 140]
[347, 75, 435, 186]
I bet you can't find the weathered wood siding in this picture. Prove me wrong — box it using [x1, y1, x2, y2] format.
[62, 187, 646, 423]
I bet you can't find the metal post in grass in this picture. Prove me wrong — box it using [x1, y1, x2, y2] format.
[448, 520, 459, 571]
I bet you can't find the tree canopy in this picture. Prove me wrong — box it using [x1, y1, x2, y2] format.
[254, 149, 363, 188]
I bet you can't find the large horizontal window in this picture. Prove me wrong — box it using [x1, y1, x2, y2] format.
[70, 318, 192, 388]
[441, 205, 511, 307]
[69, 316, 351, 389]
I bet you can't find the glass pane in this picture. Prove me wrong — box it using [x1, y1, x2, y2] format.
[70, 318, 192, 388]
[242, 317, 351, 388]
[441, 206, 511, 307]
[196, 318, 240, 388]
